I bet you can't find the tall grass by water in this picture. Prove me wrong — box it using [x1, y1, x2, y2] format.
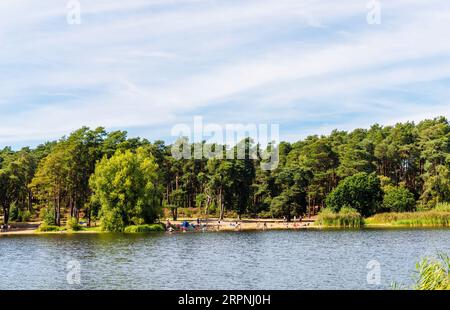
[393, 253, 450, 290]
[316, 207, 364, 228]
[415, 253, 450, 290]
[434, 202, 450, 212]
[123, 224, 165, 233]
[366, 210, 450, 227]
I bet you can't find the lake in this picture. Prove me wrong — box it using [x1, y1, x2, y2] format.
[0, 229, 449, 290]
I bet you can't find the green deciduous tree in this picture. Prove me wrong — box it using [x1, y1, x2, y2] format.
[89, 147, 161, 232]
[325, 172, 383, 217]
[382, 186, 416, 212]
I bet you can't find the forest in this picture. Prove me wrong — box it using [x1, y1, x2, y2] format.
[0, 116, 449, 231]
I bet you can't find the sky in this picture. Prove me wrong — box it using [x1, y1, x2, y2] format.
[1, 0, 450, 149]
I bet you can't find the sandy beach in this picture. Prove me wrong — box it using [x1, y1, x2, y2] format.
[0, 223, 40, 235]
[168, 218, 317, 232]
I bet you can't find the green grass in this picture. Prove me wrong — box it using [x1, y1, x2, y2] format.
[80, 226, 102, 232]
[37, 224, 65, 232]
[37, 222, 101, 233]
[366, 211, 450, 227]
[393, 253, 450, 290]
[414, 253, 450, 290]
[123, 223, 165, 233]
[316, 207, 364, 228]
[36, 223, 164, 233]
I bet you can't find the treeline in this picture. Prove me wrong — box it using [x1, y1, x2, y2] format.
[0, 117, 449, 230]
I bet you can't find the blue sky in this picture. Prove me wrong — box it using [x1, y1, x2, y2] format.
[1, 0, 450, 149]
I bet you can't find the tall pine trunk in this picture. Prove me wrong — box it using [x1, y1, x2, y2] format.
[56, 192, 61, 226]
[2, 205, 9, 225]
[28, 191, 33, 212]
[218, 187, 224, 220]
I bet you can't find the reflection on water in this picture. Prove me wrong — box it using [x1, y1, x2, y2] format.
[0, 229, 449, 289]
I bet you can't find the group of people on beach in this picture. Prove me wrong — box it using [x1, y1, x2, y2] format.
[165, 218, 208, 233]
[216, 220, 242, 231]
[163, 216, 308, 233]
[0, 224, 11, 232]
[165, 218, 247, 232]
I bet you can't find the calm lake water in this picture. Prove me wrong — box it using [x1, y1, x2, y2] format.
[0, 229, 449, 290]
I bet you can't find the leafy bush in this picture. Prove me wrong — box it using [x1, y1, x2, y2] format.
[37, 224, 63, 232]
[123, 224, 165, 233]
[382, 186, 416, 212]
[66, 217, 82, 231]
[9, 203, 19, 221]
[19, 210, 32, 222]
[257, 211, 273, 219]
[100, 209, 125, 232]
[317, 207, 364, 228]
[416, 203, 433, 212]
[40, 207, 55, 225]
[9, 204, 32, 222]
[130, 216, 145, 225]
[325, 173, 383, 217]
[435, 202, 450, 212]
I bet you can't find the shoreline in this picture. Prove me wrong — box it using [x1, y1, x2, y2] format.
[1, 219, 318, 235]
[1, 219, 450, 236]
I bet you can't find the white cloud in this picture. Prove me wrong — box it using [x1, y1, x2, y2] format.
[0, 0, 450, 146]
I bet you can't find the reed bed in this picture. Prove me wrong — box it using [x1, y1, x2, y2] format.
[366, 211, 450, 227]
[434, 202, 450, 212]
[316, 207, 364, 228]
[414, 253, 450, 290]
[393, 253, 450, 290]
